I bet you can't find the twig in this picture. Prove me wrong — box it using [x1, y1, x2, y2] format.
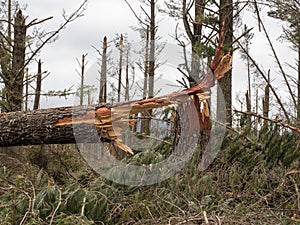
[26, 16, 53, 28]
[216, 215, 222, 225]
[203, 211, 209, 224]
[81, 197, 87, 217]
[124, 0, 148, 27]
[49, 185, 62, 225]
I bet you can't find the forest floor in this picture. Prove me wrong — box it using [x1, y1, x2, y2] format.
[0, 131, 299, 225]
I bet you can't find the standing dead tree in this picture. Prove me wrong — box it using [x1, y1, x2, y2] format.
[117, 34, 124, 103]
[99, 36, 108, 104]
[33, 59, 42, 110]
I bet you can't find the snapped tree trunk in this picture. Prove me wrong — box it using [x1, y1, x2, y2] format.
[0, 39, 231, 153]
[80, 54, 86, 106]
[117, 34, 124, 102]
[33, 59, 42, 110]
[99, 36, 107, 104]
[8, 10, 26, 112]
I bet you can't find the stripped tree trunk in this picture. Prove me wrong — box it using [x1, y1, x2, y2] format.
[125, 48, 130, 101]
[263, 71, 270, 124]
[99, 36, 107, 104]
[117, 34, 124, 102]
[80, 54, 86, 106]
[25, 68, 29, 111]
[33, 59, 42, 110]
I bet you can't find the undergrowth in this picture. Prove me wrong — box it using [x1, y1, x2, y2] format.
[0, 119, 300, 224]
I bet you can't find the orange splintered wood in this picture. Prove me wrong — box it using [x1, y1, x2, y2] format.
[51, 24, 231, 155]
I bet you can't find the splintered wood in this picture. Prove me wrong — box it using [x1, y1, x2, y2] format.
[0, 26, 232, 154]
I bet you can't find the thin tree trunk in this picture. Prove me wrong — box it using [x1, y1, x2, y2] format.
[297, 45, 300, 122]
[25, 68, 29, 111]
[99, 36, 107, 104]
[246, 91, 251, 112]
[33, 59, 42, 110]
[143, 26, 150, 100]
[218, 0, 233, 125]
[263, 71, 270, 119]
[118, 34, 124, 102]
[80, 54, 85, 106]
[190, 0, 205, 83]
[148, 0, 155, 99]
[125, 48, 130, 101]
[141, 26, 150, 134]
[247, 49, 251, 111]
[144, 0, 156, 135]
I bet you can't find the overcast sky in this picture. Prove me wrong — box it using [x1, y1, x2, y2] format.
[19, 0, 297, 110]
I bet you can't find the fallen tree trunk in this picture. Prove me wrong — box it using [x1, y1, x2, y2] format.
[0, 30, 232, 153]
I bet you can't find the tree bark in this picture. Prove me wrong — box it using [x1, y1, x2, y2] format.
[297, 44, 300, 122]
[9, 10, 26, 112]
[190, 0, 205, 82]
[218, 0, 233, 125]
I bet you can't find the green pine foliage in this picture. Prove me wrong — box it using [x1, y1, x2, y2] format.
[0, 119, 300, 224]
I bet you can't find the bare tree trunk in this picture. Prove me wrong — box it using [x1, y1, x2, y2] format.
[117, 34, 124, 102]
[99, 36, 107, 104]
[246, 91, 251, 112]
[263, 71, 270, 119]
[143, 26, 150, 100]
[247, 49, 251, 111]
[125, 48, 130, 101]
[190, 0, 205, 83]
[80, 54, 85, 106]
[148, 0, 155, 99]
[33, 59, 42, 110]
[218, 0, 233, 125]
[297, 46, 300, 122]
[9, 10, 26, 112]
[141, 26, 150, 134]
[143, 0, 156, 135]
[25, 68, 29, 111]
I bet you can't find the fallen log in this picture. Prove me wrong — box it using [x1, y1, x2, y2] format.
[0, 29, 232, 153]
